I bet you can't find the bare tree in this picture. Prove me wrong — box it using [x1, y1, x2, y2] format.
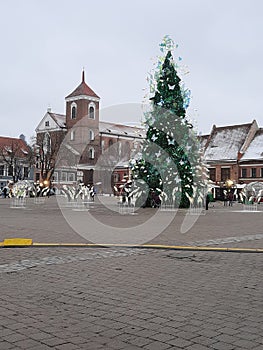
[35, 131, 65, 186]
[0, 138, 33, 183]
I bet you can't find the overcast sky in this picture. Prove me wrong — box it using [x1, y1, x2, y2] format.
[1, 0, 263, 141]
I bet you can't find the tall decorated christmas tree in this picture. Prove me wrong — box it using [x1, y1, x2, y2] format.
[131, 36, 206, 208]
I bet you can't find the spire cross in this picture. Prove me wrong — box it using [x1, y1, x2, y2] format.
[82, 68, 85, 83]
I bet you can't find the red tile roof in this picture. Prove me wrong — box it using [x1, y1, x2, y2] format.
[65, 71, 100, 99]
[0, 136, 30, 158]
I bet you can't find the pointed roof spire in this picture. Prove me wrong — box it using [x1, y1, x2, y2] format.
[65, 70, 100, 99]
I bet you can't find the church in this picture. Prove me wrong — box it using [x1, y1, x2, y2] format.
[35, 71, 145, 193]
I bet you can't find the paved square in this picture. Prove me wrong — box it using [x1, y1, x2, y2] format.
[1, 197, 263, 349]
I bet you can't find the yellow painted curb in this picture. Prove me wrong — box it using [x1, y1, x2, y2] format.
[1, 239, 263, 253]
[3, 238, 33, 246]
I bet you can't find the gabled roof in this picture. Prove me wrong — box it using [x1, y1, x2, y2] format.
[198, 134, 209, 150]
[0, 136, 29, 158]
[240, 129, 263, 161]
[35, 111, 66, 132]
[65, 71, 100, 99]
[49, 113, 66, 128]
[99, 121, 145, 138]
[204, 122, 253, 162]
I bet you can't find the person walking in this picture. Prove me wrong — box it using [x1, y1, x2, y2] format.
[228, 192, 234, 206]
[223, 192, 228, 206]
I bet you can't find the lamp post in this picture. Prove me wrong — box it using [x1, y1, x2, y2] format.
[225, 179, 234, 189]
[225, 179, 235, 206]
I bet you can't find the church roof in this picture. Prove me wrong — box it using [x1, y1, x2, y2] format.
[65, 71, 100, 99]
[49, 113, 67, 128]
[99, 121, 145, 138]
[36, 109, 145, 139]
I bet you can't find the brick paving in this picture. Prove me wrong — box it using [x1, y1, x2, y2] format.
[0, 197, 263, 349]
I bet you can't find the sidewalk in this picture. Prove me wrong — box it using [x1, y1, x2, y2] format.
[1, 197, 263, 349]
[1, 247, 263, 349]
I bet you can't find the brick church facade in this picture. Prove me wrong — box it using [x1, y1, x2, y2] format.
[35, 71, 145, 193]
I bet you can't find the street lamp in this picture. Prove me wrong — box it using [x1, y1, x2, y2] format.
[225, 179, 234, 189]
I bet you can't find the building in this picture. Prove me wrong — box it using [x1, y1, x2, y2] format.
[239, 128, 263, 183]
[35, 71, 145, 193]
[201, 120, 263, 198]
[0, 135, 33, 189]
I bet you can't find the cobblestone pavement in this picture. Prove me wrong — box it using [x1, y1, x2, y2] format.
[1, 248, 263, 349]
[1, 197, 263, 349]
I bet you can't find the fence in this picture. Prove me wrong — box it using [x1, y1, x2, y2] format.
[10, 198, 27, 209]
[189, 203, 206, 215]
[118, 203, 135, 215]
[243, 203, 258, 212]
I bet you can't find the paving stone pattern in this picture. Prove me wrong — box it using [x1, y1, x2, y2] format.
[1, 248, 263, 349]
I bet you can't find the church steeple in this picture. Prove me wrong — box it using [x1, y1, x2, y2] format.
[65, 70, 100, 129]
[65, 70, 100, 99]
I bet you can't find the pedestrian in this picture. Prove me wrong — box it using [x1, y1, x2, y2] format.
[228, 192, 234, 206]
[2, 186, 7, 198]
[205, 194, 209, 210]
[223, 192, 228, 206]
[90, 186, 95, 201]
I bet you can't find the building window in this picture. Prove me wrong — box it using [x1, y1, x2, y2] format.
[209, 168, 216, 182]
[122, 141, 130, 158]
[261, 168, 263, 178]
[23, 167, 29, 178]
[113, 173, 121, 182]
[43, 133, 51, 153]
[109, 139, 113, 147]
[221, 168, 230, 182]
[89, 147, 95, 159]
[35, 173, 40, 182]
[70, 130, 75, 141]
[71, 103, 77, 119]
[251, 168, 257, 178]
[88, 104, 95, 119]
[53, 172, 58, 182]
[241, 168, 247, 178]
[68, 173, 75, 182]
[101, 140, 105, 153]
[61, 172, 67, 182]
[8, 165, 13, 176]
[45, 121, 50, 127]
[0, 165, 4, 176]
[89, 130, 94, 141]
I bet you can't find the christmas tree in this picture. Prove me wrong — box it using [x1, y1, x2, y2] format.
[131, 36, 206, 208]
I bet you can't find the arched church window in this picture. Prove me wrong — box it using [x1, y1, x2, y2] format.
[43, 133, 51, 153]
[88, 103, 95, 119]
[89, 147, 95, 159]
[89, 130, 95, 141]
[123, 141, 130, 158]
[70, 130, 75, 141]
[71, 103, 77, 119]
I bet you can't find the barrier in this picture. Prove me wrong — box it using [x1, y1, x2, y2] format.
[243, 203, 258, 212]
[118, 203, 135, 215]
[10, 198, 26, 209]
[189, 203, 205, 215]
